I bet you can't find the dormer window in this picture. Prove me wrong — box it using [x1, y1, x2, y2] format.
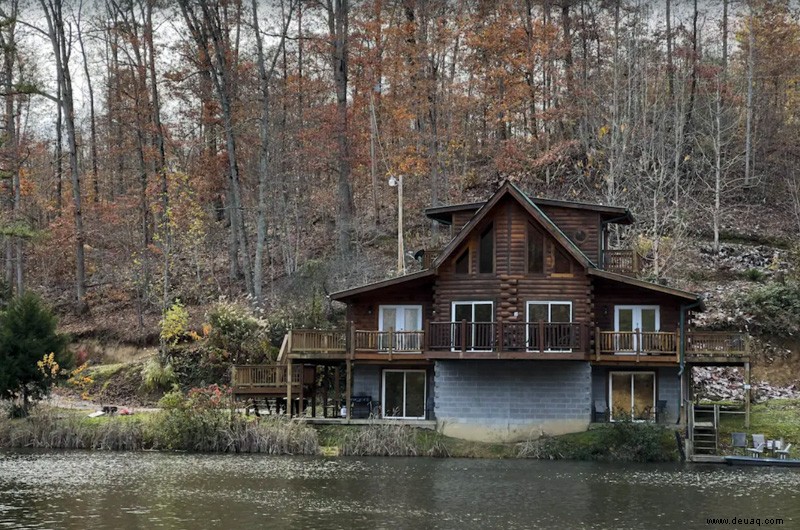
[455, 249, 470, 274]
[527, 224, 544, 274]
[478, 223, 494, 274]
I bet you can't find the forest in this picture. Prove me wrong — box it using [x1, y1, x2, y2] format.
[0, 0, 798, 342]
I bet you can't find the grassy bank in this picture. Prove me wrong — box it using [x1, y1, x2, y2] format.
[315, 421, 679, 462]
[0, 407, 319, 455]
[717, 399, 800, 453]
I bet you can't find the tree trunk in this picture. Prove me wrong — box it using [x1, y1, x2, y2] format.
[329, 0, 354, 256]
[77, 16, 99, 203]
[41, 0, 88, 314]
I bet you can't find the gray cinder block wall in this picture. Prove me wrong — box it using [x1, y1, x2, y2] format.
[434, 360, 592, 442]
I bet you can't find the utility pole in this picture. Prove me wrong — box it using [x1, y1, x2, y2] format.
[389, 175, 405, 274]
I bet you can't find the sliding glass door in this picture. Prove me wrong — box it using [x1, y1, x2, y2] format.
[383, 370, 426, 419]
[609, 372, 656, 421]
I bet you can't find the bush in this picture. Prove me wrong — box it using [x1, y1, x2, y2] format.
[739, 281, 800, 337]
[153, 386, 319, 453]
[160, 300, 190, 347]
[207, 302, 271, 364]
[517, 422, 677, 462]
[743, 268, 765, 282]
[140, 357, 177, 393]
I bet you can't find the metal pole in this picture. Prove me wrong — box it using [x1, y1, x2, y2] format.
[398, 175, 405, 274]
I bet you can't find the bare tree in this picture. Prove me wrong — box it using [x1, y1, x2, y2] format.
[40, 0, 88, 313]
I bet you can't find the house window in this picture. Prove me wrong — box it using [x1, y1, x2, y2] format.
[526, 301, 573, 352]
[553, 246, 572, 274]
[609, 372, 656, 422]
[454, 249, 469, 274]
[478, 223, 494, 273]
[527, 225, 544, 274]
[383, 369, 426, 419]
[452, 301, 494, 351]
[379, 305, 423, 351]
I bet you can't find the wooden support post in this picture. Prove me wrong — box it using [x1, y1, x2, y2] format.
[388, 326, 394, 361]
[460, 319, 467, 357]
[349, 321, 355, 360]
[497, 320, 503, 358]
[745, 361, 751, 428]
[298, 364, 305, 418]
[334, 366, 341, 414]
[311, 367, 317, 418]
[595, 326, 601, 361]
[635, 327, 641, 362]
[345, 359, 352, 420]
[286, 360, 293, 417]
[538, 320, 545, 353]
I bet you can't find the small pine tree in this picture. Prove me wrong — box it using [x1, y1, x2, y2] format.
[0, 293, 71, 415]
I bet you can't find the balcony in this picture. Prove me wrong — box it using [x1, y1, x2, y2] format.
[594, 330, 749, 364]
[595, 330, 679, 363]
[603, 249, 641, 275]
[685, 332, 750, 363]
[426, 321, 589, 360]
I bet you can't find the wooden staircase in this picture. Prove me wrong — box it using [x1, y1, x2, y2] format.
[690, 404, 720, 455]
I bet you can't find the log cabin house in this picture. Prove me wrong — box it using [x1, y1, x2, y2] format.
[232, 181, 749, 444]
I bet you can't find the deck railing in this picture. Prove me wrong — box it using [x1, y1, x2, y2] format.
[427, 321, 585, 353]
[289, 329, 347, 354]
[354, 329, 425, 353]
[603, 249, 640, 275]
[685, 332, 748, 357]
[232, 364, 301, 388]
[597, 330, 678, 360]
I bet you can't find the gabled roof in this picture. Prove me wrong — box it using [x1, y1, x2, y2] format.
[425, 196, 634, 225]
[330, 269, 435, 301]
[588, 268, 700, 303]
[432, 180, 596, 269]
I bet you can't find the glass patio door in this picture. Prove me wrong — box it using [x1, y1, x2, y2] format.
[615, 306, 659, 352]
[452, 301, 494, 351]
[383, 370, 426, 419]
[379, 305, 422, 351]
[609, 372, 656, 421]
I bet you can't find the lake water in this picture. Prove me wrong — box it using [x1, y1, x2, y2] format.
[1, 451, 798, 529]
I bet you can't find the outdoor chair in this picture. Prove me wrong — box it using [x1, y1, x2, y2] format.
[655, 400, 668, 422]
[746, 434, 766, 458]
[731, 432, 747, 455]
[776, 443, 792, 460]
[593, 400, 609, 423]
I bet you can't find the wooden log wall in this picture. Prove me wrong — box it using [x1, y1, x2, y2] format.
[433, 196, 593, 327]
[592, 279, 682, 332]
[537, 205, 602, 264]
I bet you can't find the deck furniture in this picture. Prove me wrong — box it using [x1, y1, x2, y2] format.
[593, 400, 609, 423]
[655, 400, 668, 422]
[746, 434, 766, 458]
[776, 443, 792, 460]
[731, 432, 747, 455]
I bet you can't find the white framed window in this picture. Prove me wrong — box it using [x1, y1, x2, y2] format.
[609, 371, 656, 422]
[382, 369, 426, 419]
[378, 305, 423, 351]
[526, 301, 573, 352]
[451, 301, 494, 351]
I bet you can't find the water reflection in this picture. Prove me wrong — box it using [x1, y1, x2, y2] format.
[0, 451, 798, 529]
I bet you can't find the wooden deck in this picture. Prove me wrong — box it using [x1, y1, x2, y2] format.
[603, 249, 642, 275]
[280, 326, 748, 365]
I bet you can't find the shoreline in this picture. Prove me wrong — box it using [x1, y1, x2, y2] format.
[0, 408, 680, 462]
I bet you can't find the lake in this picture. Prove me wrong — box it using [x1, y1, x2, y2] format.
[1, 451, 798, 529]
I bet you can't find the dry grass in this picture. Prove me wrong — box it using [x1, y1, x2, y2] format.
[0, 407, 319, 455]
